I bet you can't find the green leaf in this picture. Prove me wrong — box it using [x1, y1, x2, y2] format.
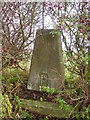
[40, 97, 43, 102]
[59, 104, 63, 109]
[76, 113, 79, 119]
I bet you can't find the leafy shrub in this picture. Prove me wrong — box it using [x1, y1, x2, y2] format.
[57, 96, 71, 112]
[1, 94, 12, 118]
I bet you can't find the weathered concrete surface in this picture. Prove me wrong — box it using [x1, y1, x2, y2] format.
[27, 29, 64, 91]
[20, 99, 70, 118]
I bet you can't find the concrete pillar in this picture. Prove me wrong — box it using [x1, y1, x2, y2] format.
[27, 29, 64, 91]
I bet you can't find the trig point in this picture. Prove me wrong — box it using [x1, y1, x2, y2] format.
[27, 29, 64, 91]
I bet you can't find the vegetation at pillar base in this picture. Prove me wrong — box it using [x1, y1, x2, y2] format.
[40, 86, 55, 95]
[1, 1, 90, 119]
